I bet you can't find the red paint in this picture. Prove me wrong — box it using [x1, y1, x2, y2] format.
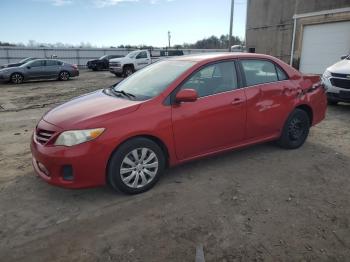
[30, 53, 327, 189]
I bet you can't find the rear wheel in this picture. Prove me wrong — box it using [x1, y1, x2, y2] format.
[59, 71, 70, 81]
[277, 109, 310, 149]
[10, 73, 24, 84]
[123, 66, 134, 77]
[108, 137, 165, 194]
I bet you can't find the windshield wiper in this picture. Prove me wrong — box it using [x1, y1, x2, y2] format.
[112, 89, 136, 99]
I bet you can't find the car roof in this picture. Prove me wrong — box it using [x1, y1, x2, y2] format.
[168, 52, 278, 63]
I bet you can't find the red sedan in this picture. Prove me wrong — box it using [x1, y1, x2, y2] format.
[31, 53, 327, 194]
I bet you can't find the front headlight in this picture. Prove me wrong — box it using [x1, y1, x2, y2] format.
[322, 70, 331, 79]
[54, 128, 105, 147]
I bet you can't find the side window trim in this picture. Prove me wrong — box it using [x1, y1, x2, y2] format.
[238, 58, 290, 88]
[167, 59, 242, 105]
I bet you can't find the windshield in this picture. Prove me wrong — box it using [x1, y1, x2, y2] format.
[19, 57, 34, 63]
[113, 60, 195, 100]
[99, 55, 108, 60]
[126, 51, 139, 58]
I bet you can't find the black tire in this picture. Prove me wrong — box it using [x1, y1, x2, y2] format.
[108, 137, 165, 194]
[10, 73, 24, 84]
[123, 65, 134, 77]
[277, 109, 310, 149]
[59, 71, 70, 81]
[92, 68, 97, 71]
[327, 99, 338, 106]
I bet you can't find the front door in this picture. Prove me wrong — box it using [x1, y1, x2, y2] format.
[135, 51, 150, 70]
[171, 60, 246, 160]
[26, 60, 46, 79]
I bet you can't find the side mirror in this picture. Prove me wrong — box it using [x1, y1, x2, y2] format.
[340, 55, 348, 60]
[175, 89, 198, 103]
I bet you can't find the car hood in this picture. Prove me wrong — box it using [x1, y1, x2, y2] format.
[87, 59, 100, 63]
[1, 63, 21, 68]
[43, 89, 142, 129]
[109, 58, 124, 63]
[328, 59, 350, 74]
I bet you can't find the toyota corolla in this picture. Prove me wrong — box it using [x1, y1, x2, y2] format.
[31, 53, 327, 194]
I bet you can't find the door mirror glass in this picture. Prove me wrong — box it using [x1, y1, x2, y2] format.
[175, 89, 198, 103]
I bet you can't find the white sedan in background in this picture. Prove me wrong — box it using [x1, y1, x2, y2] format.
[322, 55, 350, 105]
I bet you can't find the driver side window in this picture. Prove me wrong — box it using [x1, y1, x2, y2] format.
[180, 61, 238, 98]
[29, 60, 44, 67]
[136, 51, 147, 59]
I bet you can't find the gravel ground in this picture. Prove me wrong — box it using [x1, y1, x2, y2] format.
[0, 70, 349, 261]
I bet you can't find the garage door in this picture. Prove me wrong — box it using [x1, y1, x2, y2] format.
[299, 21, 350, 74]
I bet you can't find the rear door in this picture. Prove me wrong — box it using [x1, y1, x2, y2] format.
[44, 60, 60, 78]
[171, 60, 246, 160]
[135, 51, 150, 70]
[240, 59, 295, 140]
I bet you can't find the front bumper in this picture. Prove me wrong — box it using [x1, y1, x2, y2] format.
[30, 120, 108, 189]
[109, 67, 123, 74]
[0, 74, 10, 82]
[322, 76, 350, 103]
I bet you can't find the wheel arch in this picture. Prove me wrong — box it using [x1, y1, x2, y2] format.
[106, 134, 170, 183]
[295, 104, 313, 125]
[123, 63, 135, 71]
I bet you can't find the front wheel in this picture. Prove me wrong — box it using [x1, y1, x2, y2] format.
[277, 109, 310, 149]
[108, 137, 165, 194]
[123, 66, 134, 77]
[10, 73, 24, 84]
[59, 71, 70, 81]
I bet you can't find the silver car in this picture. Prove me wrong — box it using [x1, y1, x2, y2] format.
[0, 59, 79, 84]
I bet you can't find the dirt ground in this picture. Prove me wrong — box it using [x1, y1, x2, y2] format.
[0, 70, 349, 262]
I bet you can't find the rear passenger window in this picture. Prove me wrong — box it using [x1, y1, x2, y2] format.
[241, 60, 279, 86]
[46, 60, 58, 66]
[180, 61, 238, 97]
[276, 66, 288, 81]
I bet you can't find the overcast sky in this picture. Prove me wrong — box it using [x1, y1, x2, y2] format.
[1, 0, 247, 47]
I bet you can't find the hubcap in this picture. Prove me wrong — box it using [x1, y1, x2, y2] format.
[288, 117, 305, 141]
[120, 148, 158, 188]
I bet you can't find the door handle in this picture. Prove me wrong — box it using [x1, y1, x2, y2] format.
[231, 98, 243, 105]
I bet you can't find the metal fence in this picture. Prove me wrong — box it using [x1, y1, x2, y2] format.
[0, 47, 226, 68]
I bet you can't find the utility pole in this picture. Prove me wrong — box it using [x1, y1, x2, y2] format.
[168, 31, 171, 48]
[228, 0, 234, 52]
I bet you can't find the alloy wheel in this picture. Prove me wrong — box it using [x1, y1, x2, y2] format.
[11, 73, 23, 84]
[60, 71, 69, 80]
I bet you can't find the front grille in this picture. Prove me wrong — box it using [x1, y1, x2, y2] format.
[35, 129, 55, 144]
[330, 78, 350, 89]
[109, 62, 120, 67]
[331, 73, 350, 78]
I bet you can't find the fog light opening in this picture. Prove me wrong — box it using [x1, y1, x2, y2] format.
[62, 165, 74, 181]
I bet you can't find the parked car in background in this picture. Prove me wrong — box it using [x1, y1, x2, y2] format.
[109, 50, 155, 77]
[87, 55, 123, 71]
[230, 45, 246, 52]
[0, 59, 79, 84]
[31, 53, 326, 194]
[0, 57, 38, 69]
[109, 49, 183, 77]
[322, 54, 350, 105]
